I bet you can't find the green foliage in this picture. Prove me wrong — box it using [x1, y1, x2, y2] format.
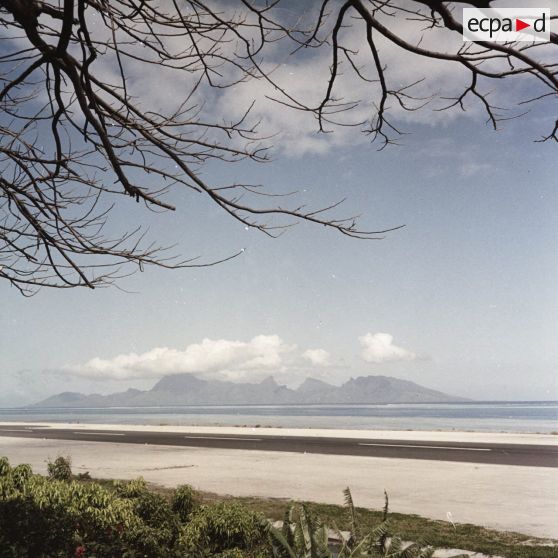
[0, 458, 479, 558]
[268, 504, 330, 558]
[266, 488, 469, 558]
[10, 463, 33, 490]
[114, 477, 149, 498]
[111, 476, 182, 551]
[181, 501, 270, 557]
[0, 460, 182, 557]
[216, 550, 250, 558]
[211, 549, 272, 558]
[0, 458, 273, 557]
[0, 456, 10, 477]
[172, 484, 197, 522]
[47, 455, 73, 482]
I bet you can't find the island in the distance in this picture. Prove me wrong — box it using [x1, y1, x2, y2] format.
[34, 374, 468, 407]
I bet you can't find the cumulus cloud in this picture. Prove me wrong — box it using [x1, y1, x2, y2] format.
[359, 333, 416, 364]
[64, 335, 295, 381]
[302, 348, 331, 366]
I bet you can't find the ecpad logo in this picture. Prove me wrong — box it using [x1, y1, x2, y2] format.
[463, 8, 550, 42]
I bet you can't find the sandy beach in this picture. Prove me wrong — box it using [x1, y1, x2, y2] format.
[1, 423, 556, 540]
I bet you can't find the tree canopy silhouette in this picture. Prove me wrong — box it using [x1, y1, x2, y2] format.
[0, 0, 555, 294]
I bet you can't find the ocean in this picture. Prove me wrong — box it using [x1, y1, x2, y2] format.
[0, 401, 557, 433]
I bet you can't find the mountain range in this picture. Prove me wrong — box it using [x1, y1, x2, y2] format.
[34, 374, 467, 407]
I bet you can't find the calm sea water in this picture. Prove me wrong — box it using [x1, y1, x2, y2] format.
[0, 402, 557, 433]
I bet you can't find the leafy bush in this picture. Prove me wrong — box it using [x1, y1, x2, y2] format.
[47, 455, 72, 482]
[10, 463, 33, 490]
[180, 501, 270, 557]
[114, 476, 149, 498]
[172, 484, 197, 522]
[216, 550, 247, 558]
[0, 458, 181, 557]
[0, 456, 10, 477]
[112, 477, 188, 555]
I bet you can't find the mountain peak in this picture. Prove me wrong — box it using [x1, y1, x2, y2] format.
[151, 373, 206, 392]
[297, 377, 333, 392]
[259, 376, 278, 386]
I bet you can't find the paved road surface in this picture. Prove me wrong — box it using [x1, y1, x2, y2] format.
[0, 425, 556, 467]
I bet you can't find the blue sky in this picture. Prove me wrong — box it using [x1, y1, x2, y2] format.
[1, 2, 556, 405]
[2, 112, 556, 405]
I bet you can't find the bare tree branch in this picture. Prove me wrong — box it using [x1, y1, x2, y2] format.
[0, 0, 555, 295]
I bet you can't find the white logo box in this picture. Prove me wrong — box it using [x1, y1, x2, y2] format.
[462, 7, 550, 42]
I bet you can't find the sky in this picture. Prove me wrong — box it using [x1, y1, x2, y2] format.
[1, 1, 556, 405]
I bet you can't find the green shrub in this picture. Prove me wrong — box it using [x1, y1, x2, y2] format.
[114, 476, 149, 498]
[172, 484, 197, 522]
[215, 549, 266, 558]
[10, 463, 32, 489]
[181, 501, 269, 557]
[0, 457, 10, 477]
[47, 455, 72, 482]
[112, 477, 182, 555]
[0, 460, 183, 557]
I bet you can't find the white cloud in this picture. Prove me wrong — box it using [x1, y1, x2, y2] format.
[302, 348, 331, 366]
[64, 335, 295, 381]
[359, 332, 416, 364]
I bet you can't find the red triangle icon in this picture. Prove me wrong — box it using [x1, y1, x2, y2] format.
[516, 18, 530, 32]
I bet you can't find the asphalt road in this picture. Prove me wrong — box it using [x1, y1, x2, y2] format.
[0, 425, 556, 467]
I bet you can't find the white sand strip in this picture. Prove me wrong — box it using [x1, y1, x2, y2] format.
[1, 421, 557, 446]
[0, 436, 556, 540]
